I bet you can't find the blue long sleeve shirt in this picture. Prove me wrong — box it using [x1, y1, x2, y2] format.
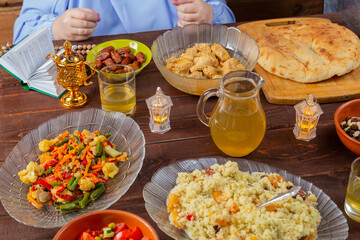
[13, 0, 235, 44]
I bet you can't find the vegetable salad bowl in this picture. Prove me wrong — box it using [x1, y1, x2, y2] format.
[0, 108, 145, 228]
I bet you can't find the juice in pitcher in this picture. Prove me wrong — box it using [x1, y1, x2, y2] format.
[210, 98, 266, 157]
[197, 70, 266, 157]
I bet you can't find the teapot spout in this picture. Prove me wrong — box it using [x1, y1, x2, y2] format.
[46, 53, 57, 62]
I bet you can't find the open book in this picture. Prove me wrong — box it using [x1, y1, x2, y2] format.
[0, 28, 65, 98]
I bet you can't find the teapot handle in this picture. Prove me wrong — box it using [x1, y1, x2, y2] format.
[45, 53, 57, 61]
[83, 61, 95, 86]
[196, 88, 218, 127]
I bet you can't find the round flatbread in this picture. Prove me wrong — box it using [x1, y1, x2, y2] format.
[257, 22, 360, 83]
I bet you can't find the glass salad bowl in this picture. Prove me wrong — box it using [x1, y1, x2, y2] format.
[0, 108, 145, 228]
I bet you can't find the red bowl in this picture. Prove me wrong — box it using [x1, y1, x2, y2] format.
[334, 99, 360, 156]
[53, 210, 160, 240]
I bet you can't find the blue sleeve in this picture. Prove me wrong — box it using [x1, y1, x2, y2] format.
[13, 0, 59, 44]
[206, 0, 235, 24]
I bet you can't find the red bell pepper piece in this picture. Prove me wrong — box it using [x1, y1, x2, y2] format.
[82, 160, 88, 165]
[62, 172, 73, 179]
[105, 140, 113, 148]
[113, 229, 132, 240]
[114, 223, 128, 234]
[33, 179, 53, 191]
[55, 186, 74, 201]
[100, 178, 109, 183]
[47, 160, 58, 167]
[48, 145, 55, 152]
[186, 213, 195, 221]
[130, 226, 143, 240]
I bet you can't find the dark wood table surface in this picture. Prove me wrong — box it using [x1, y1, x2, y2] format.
[1, 13, 360, 240]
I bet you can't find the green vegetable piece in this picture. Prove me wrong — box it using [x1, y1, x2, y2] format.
[105, 133, 112, 139]
[56, 138, 69, 147]
[95, 141, 103, 157]
[79, 192, 91, 208]
[104, 145, 121, 158]
[44, 167, 55, 175]
[96, 132, 101, 136]
[67, 177, 76, 189]
[94, 182, 103, 189]
[58, 200, 79, 212]
[103, 227, 114, 238]
[67, 145, 74, 151]
[50, 182, 62, 187]
[90, 184, 105, 200]
[75, 144, 85, 156]
[68, 175, 83, 191]
[92, 157, 99, 165]
[101, 151, 107, 163]
[74, 135, 81, 144]
[95, 237, 102, 240]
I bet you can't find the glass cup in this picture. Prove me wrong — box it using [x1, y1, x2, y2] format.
[345, 157, 360, 222]
[98, 64, 136, 116]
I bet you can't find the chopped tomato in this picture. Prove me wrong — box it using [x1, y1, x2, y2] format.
[79, 232, 95, 240]
[113, 229, 132, 240]
[130, 226, 143, 240]
[90, 230, 101, 237]
[114, 223, 128, 234]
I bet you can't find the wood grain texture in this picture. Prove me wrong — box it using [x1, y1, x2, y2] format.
[237, 17, 360, 105]
[0, 14, 359, 240]
[227, 0, 323, 22]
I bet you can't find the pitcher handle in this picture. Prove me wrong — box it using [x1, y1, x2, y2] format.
[83, 61, 95, 86]
[196, 88, 218, 127]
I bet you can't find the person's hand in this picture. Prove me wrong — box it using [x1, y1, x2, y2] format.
[52, 8, 100, 41]
[172, 0, 213, 27]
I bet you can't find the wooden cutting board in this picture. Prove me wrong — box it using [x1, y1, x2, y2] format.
[237, 17, 360, 105]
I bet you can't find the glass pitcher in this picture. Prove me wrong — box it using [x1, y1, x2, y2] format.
[197, 70, 266, 157]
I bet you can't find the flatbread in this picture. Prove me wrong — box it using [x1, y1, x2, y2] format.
[257, 22, 360, 83]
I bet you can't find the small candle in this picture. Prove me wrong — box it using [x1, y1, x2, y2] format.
[293, 94, 323, 141]
[146, 87, 173, 134]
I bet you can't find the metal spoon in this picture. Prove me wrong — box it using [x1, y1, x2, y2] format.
[257, 186, 302, 208]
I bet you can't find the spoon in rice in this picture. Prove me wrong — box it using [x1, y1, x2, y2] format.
[257, 186, 302, 208]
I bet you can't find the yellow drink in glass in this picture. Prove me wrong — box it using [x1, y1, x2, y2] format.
[345, 157, 360, 222]
[100, 85, 136, 114]
[98, 64, 136, 116]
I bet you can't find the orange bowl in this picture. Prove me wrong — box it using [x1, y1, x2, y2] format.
[334, 99, 360, 156]
[53, 210, 159, 240]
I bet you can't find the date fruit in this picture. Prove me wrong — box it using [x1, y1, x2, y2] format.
[99, 46, 115, 55]
[93, 45, 146, 72]
[136, 52, 146, 63]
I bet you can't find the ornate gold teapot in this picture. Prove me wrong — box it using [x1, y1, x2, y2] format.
[46, 40, 94, 109]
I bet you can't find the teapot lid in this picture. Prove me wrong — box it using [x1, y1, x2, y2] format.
[57, 40, 83, 65]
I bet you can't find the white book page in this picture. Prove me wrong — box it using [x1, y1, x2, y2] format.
[28, 67, 65, 97]
[12, 28, 54, 80]
[0, 52, 26, 81]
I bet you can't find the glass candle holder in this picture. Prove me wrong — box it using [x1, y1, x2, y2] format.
[146, 87, 173, 134]
[293, 94, 323, 141]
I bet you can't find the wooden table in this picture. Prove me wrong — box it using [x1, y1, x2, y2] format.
[1, 13, 359, 240]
